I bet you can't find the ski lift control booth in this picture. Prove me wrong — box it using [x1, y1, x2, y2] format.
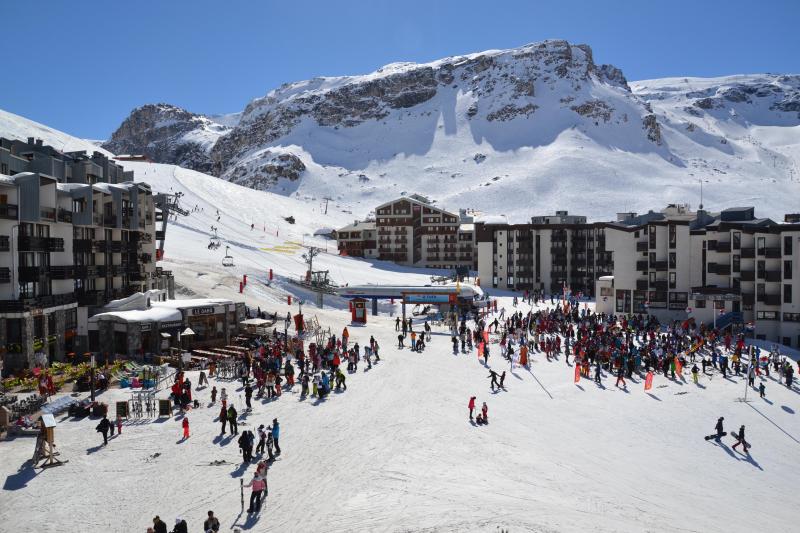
[336, 284, 483, 321]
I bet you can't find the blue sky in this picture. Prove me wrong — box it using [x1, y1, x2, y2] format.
[1, 0, 797, 139]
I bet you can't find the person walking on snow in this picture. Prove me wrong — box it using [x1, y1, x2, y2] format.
[244, 473, 266, 514]
[96, 415, 111, 445]
[468, 396, 476, 420]
[732, 425, 749, 453]
[181, 417, 190, 439]
[759, 382, 766, 398]
[488, 370, 500, 391]
[499, 371, 506, 390]
[615, 366, 626, 388]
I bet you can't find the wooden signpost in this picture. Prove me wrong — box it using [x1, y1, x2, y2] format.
[35, 414, 67, 468]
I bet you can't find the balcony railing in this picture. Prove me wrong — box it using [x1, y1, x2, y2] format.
[740, 270, 755, 281]
[57, 208, 73, 223]
[716, 241, 731, 253]
[636, 279, 648, 291]
[650, 261, 668, 271]
[765, 247, 781, 259]
[18, 266, 49, 282]
[765, 271, 782, 282]
[636, 241, 648, 252]
[758, 293, 781, 306]
[77, 290, 105, 307]
[636, 260, 648, 272]
[50, 265, 74, 280]
[0, 293, 77, 312]
[74, 265, 100, 278]
[40, 207, 56, 221]
[74, 239, 93, 253]
[741, 247, 755, 259]
[0, 203, 18, 220]
[18, 236, 64, 252]
[651, 280, 668, 291]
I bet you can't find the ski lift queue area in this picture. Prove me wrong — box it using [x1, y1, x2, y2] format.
[336, 284, 485, 320]
[87, 298, 246, 357]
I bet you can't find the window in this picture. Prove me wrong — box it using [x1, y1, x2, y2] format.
[733, 278, 740, 291]
[649, 271, 656, 283]
[786, 260, 793, 280]
[785, 284, 793, 304]
[695, 299, 706, 308]
[649, 228, 656, 249]
[668, 271, 677, 289]
[6, 319, 22, 344]
[0, 163, 8, 175]
[757, 237, 766, 255]
[756, 311, 778, 320]
[784, 312, 800, 322]
[669, 252, 676, 269]
[669, 225, 676, 248]
[757, 283, 765, 298]
[785, 235, 793, 255]
[732, 255, 740, 273]
[733, 232, 741, 250]
[757, 260, 766, 279]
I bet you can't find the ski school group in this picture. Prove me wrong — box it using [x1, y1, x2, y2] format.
[444, 294, 796, 446]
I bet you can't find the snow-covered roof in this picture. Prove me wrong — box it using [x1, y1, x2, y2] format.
[89, 306, 182, 324]
[154, 298, 236, 309]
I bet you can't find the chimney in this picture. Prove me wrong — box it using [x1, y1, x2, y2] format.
[36, 139, 43, 147]
[27, 137, 35, 145]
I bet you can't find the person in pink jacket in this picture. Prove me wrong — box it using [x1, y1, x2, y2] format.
[245, 473, 267, 513]
[468, 396, 476, 420]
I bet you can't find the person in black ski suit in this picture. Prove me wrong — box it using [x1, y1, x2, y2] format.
[714, 417, 724, 439]
[96, 416, 111, 445]
[732, 425, 748, 453]
[499, 371, 506, 389]
[488, 370, 499, 391]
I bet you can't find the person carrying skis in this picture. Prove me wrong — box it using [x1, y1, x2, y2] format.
[468, 396, 476, 420]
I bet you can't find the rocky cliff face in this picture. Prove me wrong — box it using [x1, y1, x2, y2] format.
[102, 104, 233, 174]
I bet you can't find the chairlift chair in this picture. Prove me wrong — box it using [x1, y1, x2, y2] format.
[222, 246, 235, 267]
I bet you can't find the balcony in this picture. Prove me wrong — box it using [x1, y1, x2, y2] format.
[0, 267, 10, 283]
[18, 236, 64, 252]
[155, 230, 165, 241]
[636, 241, 648, 252]
[650, 260, 668, 271]
[0, 235, 8, 252]
[550, 247, 567, 255]
[741, 247, 755, 259]
[50, 265, 74, 280]
[740, 270, 755, 281]
[139, 253, 152, 264]
[758, 293, 781, 306]
[0, 293, 77, 313]
[38, 207, 56, 222]
[716, 241, 731, 253]
[57, 208, 73, 223]
[103, 214, 116, 227]
[18, 266, 49, 282]
[765, 271, 782, 282]
[93, 213, 103, 226]
[96, 240, 123, 253]
[636, 279, 649, 291]
[708, 263, 731, 276]
[765, 247, 781, 259]
[77, 290, 106, 307]
[742, 293, 755, 305]
[129, 271, 148, 281]
[74, 265, 99, 278]
[74, 239, 93, 253]
[0, 203, 18, 220]
[636, 260, 649, 272]
[651, 280, 668, 291]
[706, 240, 717, 251]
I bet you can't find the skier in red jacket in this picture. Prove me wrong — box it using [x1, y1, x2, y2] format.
[468, 396, 476, 420]
[182, 417, 190, 439]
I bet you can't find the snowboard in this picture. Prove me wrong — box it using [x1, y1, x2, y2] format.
[704, 432, 727, 441]
[731, 432, 751, 450]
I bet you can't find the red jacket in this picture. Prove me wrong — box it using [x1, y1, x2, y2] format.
[182, 418, 189, 428]
[468, 398, 475, 410]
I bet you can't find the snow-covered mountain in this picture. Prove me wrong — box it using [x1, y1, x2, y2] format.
[25, 40, 800, 220]
[0, 108, 115, 156]
[101, 104, 236, 174]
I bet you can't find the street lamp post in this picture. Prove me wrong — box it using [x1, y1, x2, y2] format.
[90, 353, 96, 402]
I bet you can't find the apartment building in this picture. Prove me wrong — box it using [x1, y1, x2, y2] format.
[335, 220, 377, 258]
[371, 195, 475, 271]
[0, 136, 172, 370]
[688, 209, 800, 347]
[476, 210, 614, 296]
